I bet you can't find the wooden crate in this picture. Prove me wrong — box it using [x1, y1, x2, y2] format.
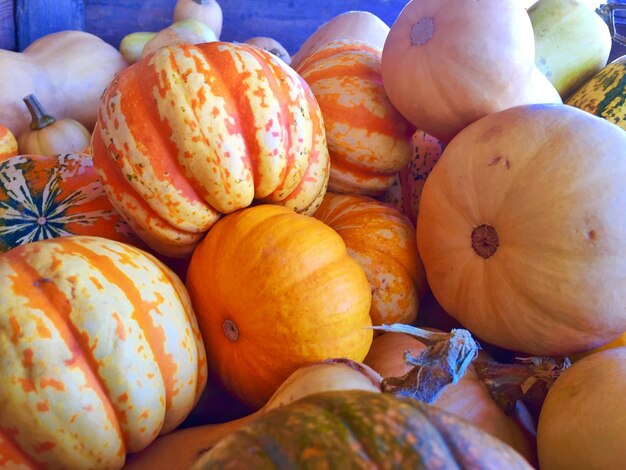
[0, 0, 409, 54]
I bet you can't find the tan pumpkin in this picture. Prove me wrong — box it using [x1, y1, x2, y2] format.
[17, 95, 92, 156]
[537, 347, 626, 469]
[0, 235, 207, 469]
[140, 19, 218, 59]
[296, 40, 415, 195]
[291, 10, 390, 69]
[173, 0, 223, 38]
[381, 0, 561, 143]
[417, 103, 626, 356]
[313, 192, 426, 327]
[0, 124, 18, 162]
[92, 41, 329, 258]
[186, 204, 373, 409]
[244, 37, 291, 64]
[364, 332, 537, 465]
[0, 31, 127, 137]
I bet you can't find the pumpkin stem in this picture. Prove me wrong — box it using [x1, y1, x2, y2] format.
[471, 224, 499, 259]
[222, 319, 239, 342]
[23, 94, 56, 131]
[193, 0, 212, 4]
[372, 324, 479, 404]
[474, 356, 571, 419]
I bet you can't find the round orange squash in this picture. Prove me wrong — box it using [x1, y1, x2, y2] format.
[417, 103, 626, 356]
[0, 124, 18, 162]
[186, 204, 373, 409]
[92, 41, 329, 258]
[537, 347, 626, 469]
[296, 40, 415, 195]
[0, 235, 207, 469]
[0, 153, 140, 253]
[381, 0, 561, 143]
[313, 192, 426, 327]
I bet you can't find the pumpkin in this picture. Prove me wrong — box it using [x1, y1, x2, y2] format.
[92, 41, 330, 258]
[383, 129, 445, 225]
[364, 332, 537, 465]
[186, 204, 373, 409]
[417, 103, 626, 356]
[570, 331, 626, 361]
[0, 31, 127, 137]
[0, 153, 140, 253]
[0, 125, 18, 162]
[529, 0, 612, 99]
[119, 32, 157, 64]
[0, 235, 207, 469]
[380, 0, 561, 143]
[126, 359, 382, 469]
[537, 347, 626, 469]
[17, 95, 92, 156]
[313, 192, 427, 327]
[244, 37, 291, 64]
[296, 40, 415, 195]
[194, 390, 533, 469]
[173, 0, 223, 38]
[566, 54, 626, 130]
[140, 19, 218, 59]
[291, 10, 390, 69]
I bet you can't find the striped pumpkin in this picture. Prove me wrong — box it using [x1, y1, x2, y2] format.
[0, 153, 140, 253]
[0, 125, 18, 162]
[195, 390, 532, 469]
[0, 236, 207, 469]
[566, 55, 626, 130]
[92, 41, 330, 258]
[295, 40, 414, 195]
[313, 192, 426, 327]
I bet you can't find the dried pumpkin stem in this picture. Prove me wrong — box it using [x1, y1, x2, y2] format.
[474, 356, 571, 418]
[371, 324, 480, 404]
[23, 94, 56, 130]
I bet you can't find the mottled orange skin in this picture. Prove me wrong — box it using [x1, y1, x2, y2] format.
[93, 41, 329, 258]
[0, 153, 141, 253]
[0, 236, 207, 469]
[186, 205, 373, 409]
[313, 192, 426, 327]
[0, 125, 18, 162]
[296, 40, 415, 195]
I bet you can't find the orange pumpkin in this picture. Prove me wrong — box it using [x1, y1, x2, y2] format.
[0, 153, 140, 253]
[364, 332, 537, 466]
[295, 40, 414, 195]
[313, 192, 426, 327]
[381, 0, 561, 143]
[92, 41, 329, 258]
[0, 235, 207, 469]
[0, 125, 18, 162]
[417, 103, 626, 356]
[186, 204, 373, 409]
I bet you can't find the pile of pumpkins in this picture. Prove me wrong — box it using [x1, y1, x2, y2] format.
[0, 0, 625, 468]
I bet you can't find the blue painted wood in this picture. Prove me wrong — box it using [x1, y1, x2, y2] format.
[16, 0, 84, 50]
[0, 0, 16, 50]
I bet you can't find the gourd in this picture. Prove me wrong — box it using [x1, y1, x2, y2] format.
[0, 31, 127, 137]
[296, 40, 414, 195]
[291, 10, 390, 69]
[0, 124, 18, 162]
[17, 95, 91, 156]
[119, 32, 156, 64]
[186, 204, 373, 409]
[417, 103, 626, 356]
[566, 54, 626, 130]
[244, 37, 291, 64]
[381, 0, 561, 143]
[537, 347, 626, 469]
[92, 41, 329, 258]
[140, 19, 218, 59]
[313, 192, 427, 327]
[173, 0, 223, 38]
[193, 390, 533, 469]
[0, 153, 140, 253]
[125, 359, 382, 469]
[0, 235, 207, 469]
